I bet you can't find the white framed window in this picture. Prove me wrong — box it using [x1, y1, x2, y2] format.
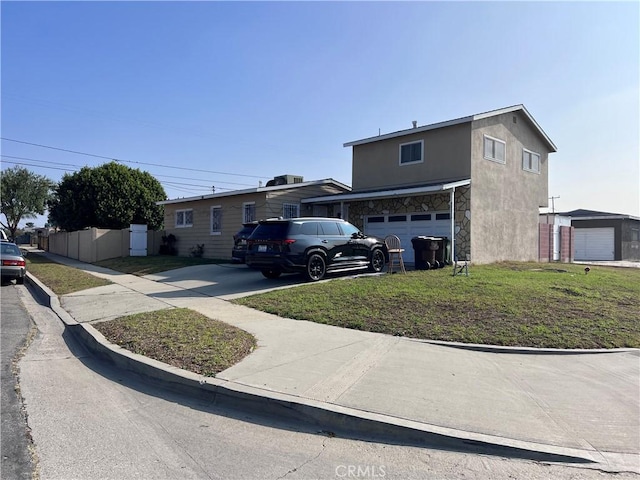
[210, 206, 222, 235]
[175, 209, 193, 228]
[483, 135, 506, 164]
[243, 202, 255, 223]
[282, 203, 299, 219]
[399, 140, 424, 165]
[522, 148, 541, 173]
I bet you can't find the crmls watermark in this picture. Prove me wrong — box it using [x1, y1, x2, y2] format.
[335, 465, 386, 478]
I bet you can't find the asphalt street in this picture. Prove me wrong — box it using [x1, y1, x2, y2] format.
[1, 283, 35, 479]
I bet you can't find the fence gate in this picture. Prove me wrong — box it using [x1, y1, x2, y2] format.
[130, 224, 147, 256]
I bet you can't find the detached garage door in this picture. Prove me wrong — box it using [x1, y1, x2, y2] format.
[365, 212, 451, 264]
[575, 228, 614, 261]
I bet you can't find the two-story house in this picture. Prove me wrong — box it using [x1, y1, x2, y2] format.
[303, 105, 557, 264]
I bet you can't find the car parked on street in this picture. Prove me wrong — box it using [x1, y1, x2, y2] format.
[245, 217, 388, 281]
[231, 222, 259, 263]
[1, 241, 27, 285]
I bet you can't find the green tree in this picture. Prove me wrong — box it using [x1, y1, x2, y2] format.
[48, 162, 166, 231]
[0, 167, 53, 239]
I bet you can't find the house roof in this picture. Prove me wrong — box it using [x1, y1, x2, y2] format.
[557, 209, 640, 221]
[157, 178, 351, 206]
[344, 104, 557, 153]
[301, 178, 470, 204]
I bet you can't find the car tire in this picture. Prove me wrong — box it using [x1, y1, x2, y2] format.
[305, 253, 326, 281]
[16, 276, 24, 285]
[261, 269, 281, 279]
[368, 248, 385, 273]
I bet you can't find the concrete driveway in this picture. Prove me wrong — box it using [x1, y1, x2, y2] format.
[143, 263, 313, 300]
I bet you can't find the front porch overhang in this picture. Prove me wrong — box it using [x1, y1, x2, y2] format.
[301, 178, 471, 205]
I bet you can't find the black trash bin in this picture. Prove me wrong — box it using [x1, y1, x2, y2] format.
[411, 236, 450, 270]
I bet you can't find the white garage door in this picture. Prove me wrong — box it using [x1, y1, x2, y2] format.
[575, 228, 615, 261]
[365, 212, 452, 264]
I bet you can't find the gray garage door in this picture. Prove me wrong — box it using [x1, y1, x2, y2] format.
[575, 227, 615, 261]
[365, 212, 451, 264]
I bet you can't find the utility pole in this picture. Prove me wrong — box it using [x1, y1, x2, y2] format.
[549, 196, 560, 213]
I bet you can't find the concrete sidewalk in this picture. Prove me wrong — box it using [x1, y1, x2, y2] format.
[24, 250, 640, 473]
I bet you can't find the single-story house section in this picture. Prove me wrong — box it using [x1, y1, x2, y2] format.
[157, 176, 350, 259]
[304, 105, 557, 264]
[557, 209, 640, 261]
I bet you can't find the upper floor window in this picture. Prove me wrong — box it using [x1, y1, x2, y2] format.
[522, 149, 541, 173]
[399, 140, 424, 165]
[210, 206, 222, 235]
[282, 203, 299, 219]
[243, 202, 255, 223]
[483, 135, 506, 164]
[175, 209, 193, 228]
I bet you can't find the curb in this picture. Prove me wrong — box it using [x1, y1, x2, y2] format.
[415, 338, 640, 355]
[23, 272, 628, 469]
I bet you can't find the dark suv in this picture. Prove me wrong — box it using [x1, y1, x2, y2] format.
[231, 222, 258, 263]
[245, 218, 388, 281]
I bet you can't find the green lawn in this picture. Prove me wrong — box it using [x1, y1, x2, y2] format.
[233, 262, 640, 349]
[93, 308, 256, 377]
[26, 253, 112, 295]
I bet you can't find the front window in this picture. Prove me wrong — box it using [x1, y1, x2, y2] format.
[282, 203, 299, 219]
[483, 135, 506, 164]
[399, 140, 424, 165]
[243, 202, 255, 223]
[175, 209, 193, 228]
[522, 148, 540, 173]
[210, 206, 222, 235]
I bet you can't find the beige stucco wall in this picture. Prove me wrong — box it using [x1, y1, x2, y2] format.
[469, 112, 551, 263]
[162, 183, 350, 259]
[351, 123, 472, 192]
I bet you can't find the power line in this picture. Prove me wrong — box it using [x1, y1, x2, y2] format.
[0, 159, 230, 193]
[1, 137, 271, 180]
[1, 154, 256, 187]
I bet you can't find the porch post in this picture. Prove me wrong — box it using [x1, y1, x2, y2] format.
[450, 188, 455, 266]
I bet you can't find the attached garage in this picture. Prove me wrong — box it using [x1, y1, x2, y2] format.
[364, 211, 452, 264]
[574, 227, 615, 261]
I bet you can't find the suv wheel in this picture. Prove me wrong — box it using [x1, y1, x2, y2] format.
[368, 248, 385, 273]
[261, 268, 281, 279]
[305, 253, 326, 281]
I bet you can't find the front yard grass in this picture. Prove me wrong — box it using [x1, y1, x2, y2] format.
[93, 308, 256, 377]
[233, 262, 640, 349]
[26, 253, 112, 295]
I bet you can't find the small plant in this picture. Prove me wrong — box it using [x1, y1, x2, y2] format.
[190, 244, 204, 258]
[159, 233, 178, 256]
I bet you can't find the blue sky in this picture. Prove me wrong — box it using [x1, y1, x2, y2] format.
[2, 1, 638, 228]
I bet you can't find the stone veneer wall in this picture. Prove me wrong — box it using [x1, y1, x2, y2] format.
[346, 186, 471, 259]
